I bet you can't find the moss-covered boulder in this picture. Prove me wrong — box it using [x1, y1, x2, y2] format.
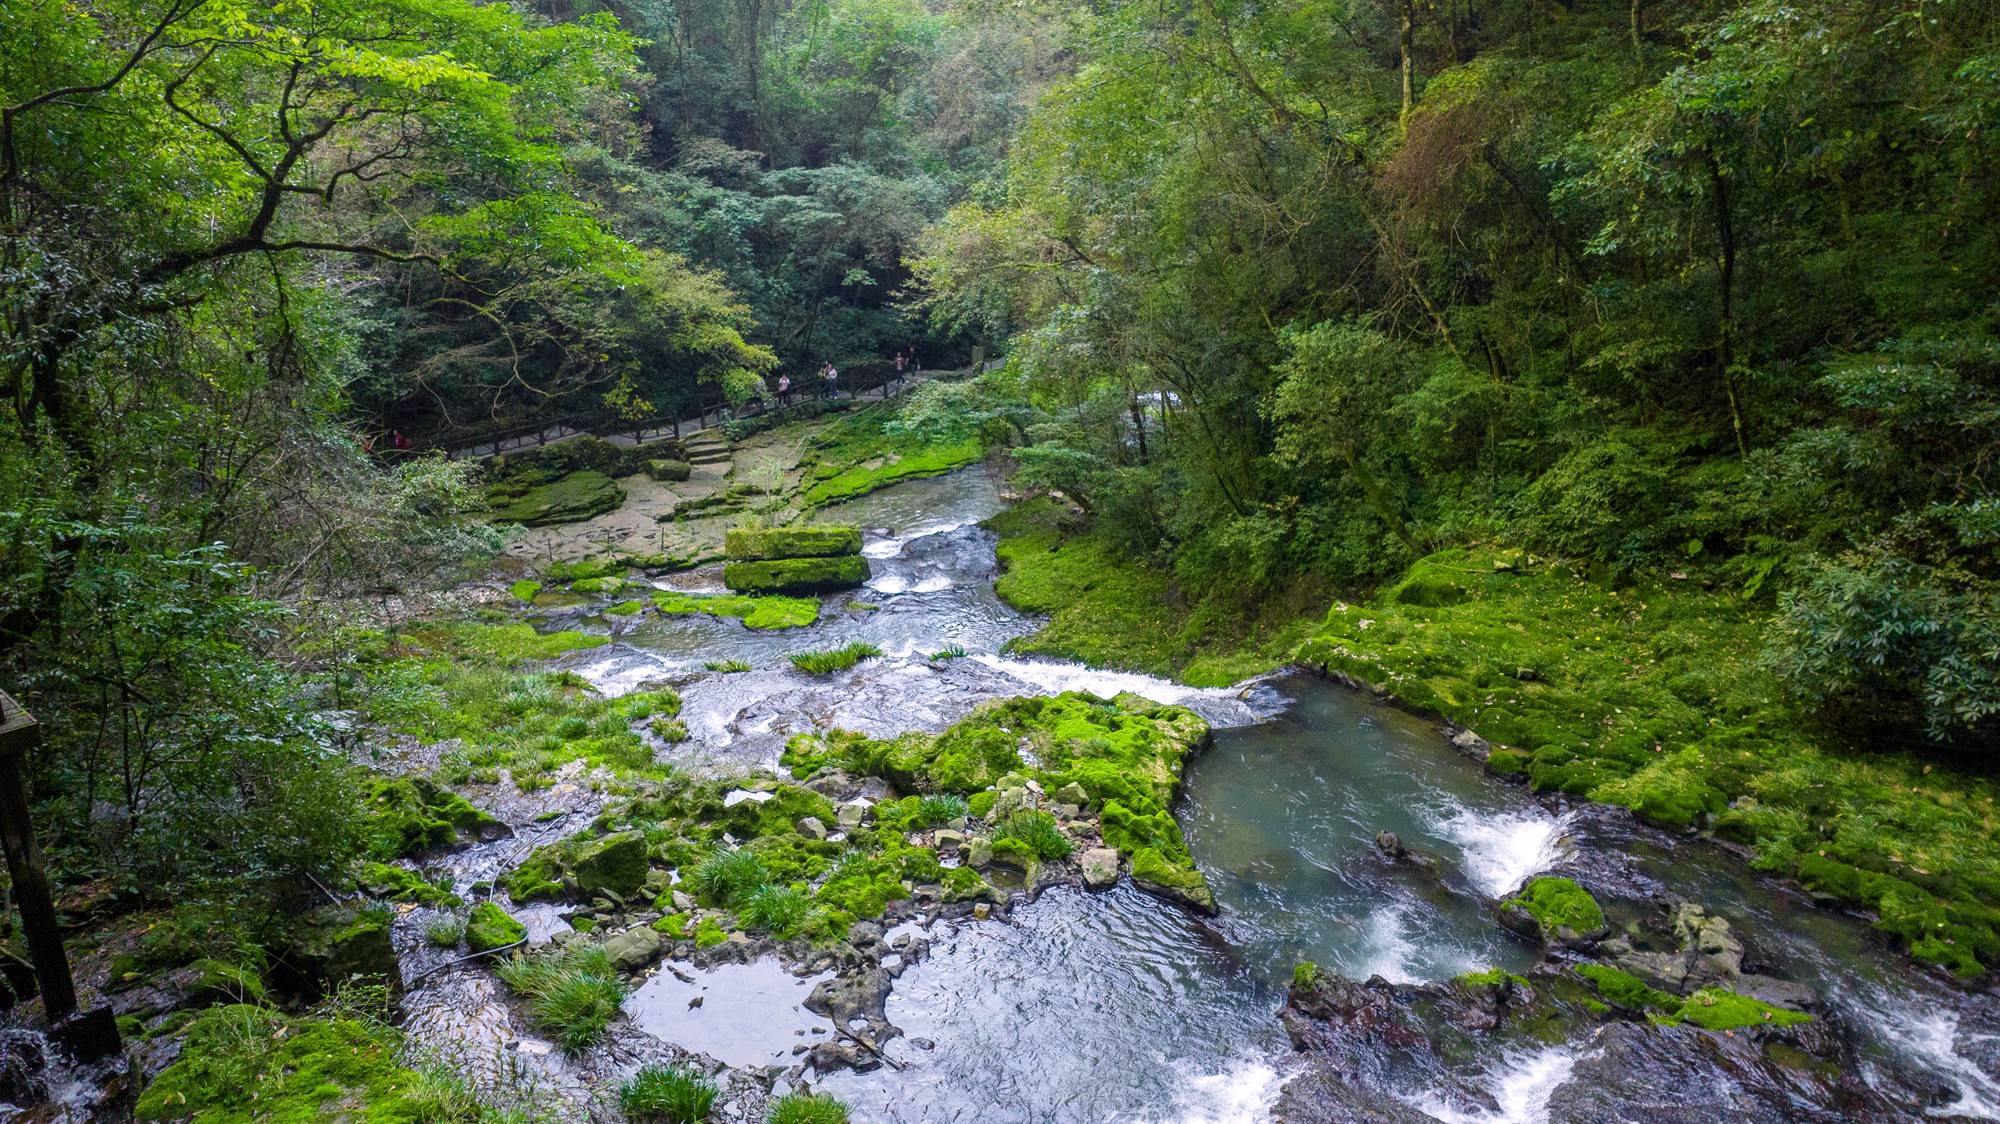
[1500, 876, 1610, 948]
[465, 902, 527, 953]
[572, 830, 648, 898]
[725, 525, 863, 559]
[364, 776, 508, 859]
[487, 469, 625, 526]
[722, 554, 869, 594]
[646, 458, 692, 482]
[277, 905, 401, 997]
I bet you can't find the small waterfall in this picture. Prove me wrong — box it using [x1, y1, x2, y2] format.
[1433, 806, 1573, 898]
[968, 655, 1285, 728]
[1414, 1048, 1581, 1124]
[1354, 905, 1424, 984]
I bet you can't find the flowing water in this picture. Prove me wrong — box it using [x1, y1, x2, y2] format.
[391, 466, 1999, 1123]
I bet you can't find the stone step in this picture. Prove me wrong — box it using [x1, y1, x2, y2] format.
[688, 451, 733, 465]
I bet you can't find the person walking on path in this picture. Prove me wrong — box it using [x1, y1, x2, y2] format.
[777, 372, 792, 406]
[893, 350, 908, 391]
[822, 362, 838, 400]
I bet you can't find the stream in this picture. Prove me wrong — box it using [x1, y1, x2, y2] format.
[397, 466, 2000, 1122]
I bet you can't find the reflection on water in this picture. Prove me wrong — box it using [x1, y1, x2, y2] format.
[627, 960, 831, 1068]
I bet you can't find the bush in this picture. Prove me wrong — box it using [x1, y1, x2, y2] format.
[740, 885, 814, 937]
[916, 794, 969, 825]
[998, 810, 1072, 860]
[621, 1064, 719, 1123]
[694, 848, 770, 906]
[494, 944, 628, 1051]
[424, 917, 466, 948]
[767, 1092, 850, 1124]
[788, 643, 883, 675]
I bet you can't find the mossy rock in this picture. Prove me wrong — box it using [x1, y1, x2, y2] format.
[356, 862, 461, 909]
[724, 525, 863, 560]
[277, 905, 401, 997]
[722, 554, 869, 594]
[364, 776, 508, 859]
[646, 458, 693, 482]
[1500, 876, 1609, 948]
[571, 830, 648, 898]
[1130, 847, 1216, 914]
[465, 902, 527, 953]
[487, 469, 625, 526]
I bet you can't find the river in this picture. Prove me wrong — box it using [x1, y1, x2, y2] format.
[397, 465, 1999, 1122]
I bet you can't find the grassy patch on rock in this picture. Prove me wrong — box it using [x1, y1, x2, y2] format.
[1298, 546, 2000, 976]
[495, 943, 629, 1051]
[788, 643, 882, 675]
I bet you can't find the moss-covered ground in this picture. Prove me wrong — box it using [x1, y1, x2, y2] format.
[650, 589, 820, 629]
[1297, 546, 2000, 976]
[798, 406, 983, 508]
[986, 499, 1317, 687]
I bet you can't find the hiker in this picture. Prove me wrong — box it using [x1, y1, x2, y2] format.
[893, 350, 908, 390]
[822, 362, 839, 399]
[910, 352, 922, 376]
[777, 372, 792, 406]
[391, 429, 412, 451]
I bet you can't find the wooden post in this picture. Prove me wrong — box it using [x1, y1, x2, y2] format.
[0, 690, 76, 1020]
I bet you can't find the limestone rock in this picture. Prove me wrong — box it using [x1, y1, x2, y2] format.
[965, 837, 994, 868]
[797, 816, 828, 840]
[572, 831, 648, 899]
[1079, 848, 1121, 889]
[1053, 782, 1089, 807]
[601, 925, 663, 973]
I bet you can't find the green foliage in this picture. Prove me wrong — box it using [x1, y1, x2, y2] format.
[997, 811, 1071, 860]
[620, 1065, 719, 1124]
[694, 849, 771, 907]
[705, 659, 755, 673]
[788, 643, 884, 675]
[465, 903, 527, 953]
[494, 945, 629, 1052]
[1503, 878, 1608, 937]
[916, 794, 969, 825]
[766, 1092, 851, 1124]
[425, 917, 468, 949]
[741, 885, 815, 938]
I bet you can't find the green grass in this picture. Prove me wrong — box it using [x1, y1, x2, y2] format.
[704, 659, 754, 673]
[927, 645, 968, 661]
[788, 642, 882, 675]
[694, 848, 770, 907]
[916, 793, 968, 825]
[651, 590, 820, 630]
[651, 717, 691, 744]
[424, 917, 466, 948]
[494, 944, 628, 1051]
[508, 580, 542, 602]
[766, 1092, 851, 1124]
[998, 810, 1072, 860]
[986, 499, 1314, 687]
[1574, 965, 1810, 1030]
[134, 1005, 494, 1122]
[1298, 545, 2000, 976]
[620, 1064, 718, 1123]
[740, 885, 815, 938]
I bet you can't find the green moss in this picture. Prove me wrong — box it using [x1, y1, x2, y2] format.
[464, 902, 526, 953]
[1576, 965, 1811, 1030]
[986, 499, 1310, 687]
[1574, 964, 1678, 1014]
[800, 437, 982, 507]
[723, 555, 870, 594]
[1293, 961, 1320, 987]
[724, 525, 863, 559]
[651, 590, 820, 630]
[487, 468, 625, 526]
[570, 575, 627, 594]
[544, 558, 623, 582]
[407, 620, 608, 663]
[356, 862, 461, 908]
[1455, 967, 1529, 989]
[1297, 545, 2000, 972]
[605, 599, 645, 616]
[652, 912, 692, 938]
[136, 1006, 437, 1122]
[1129, 847, 1214, 911]
[1503, 877, 1608, 938]
[501, 829, 647, 902]
[509, 580, 542, 602]
[693, 918, 727, 949]
[646, 458, 693, 481]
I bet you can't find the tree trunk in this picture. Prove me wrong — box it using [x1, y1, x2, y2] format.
[1399, 0, 1416, 125]
[1705, 149, 1748, 457]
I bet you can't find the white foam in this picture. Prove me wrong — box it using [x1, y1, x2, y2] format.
[1871, 1007, 2000, 1119]
[862, 517, 982, 558]
[1434, 807, 1572, 898]
[1415, 1048, 1580, 1124]
[969, 656, 1280, 727]
[1356, 905, 1423, 984]
[1156, 1058, 1282, 1123]
[569, 647, 681, 697]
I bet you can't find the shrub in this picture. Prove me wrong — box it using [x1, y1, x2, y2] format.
[621, 1064, 719, 1123]
[767, 1092, 851, 1124]
[916, 793, 969, 825]
[1293, 961, 1320, 988]
[788, 643, 883, 675]
[494, 944, 628, 1051]
[694, 849, 770, 906]
[999, 810, 1072, 860]
[740, 885, 814, 937]
[424, 917, 466, 948]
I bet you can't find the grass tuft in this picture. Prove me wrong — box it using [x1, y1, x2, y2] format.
[740, 885, 814, 938]
[999, 810, 1072, 860]
[788, 642, 882, 675]
[704, 659, 754, 673]
[494, 944, 628, 1051]
[766, 1091, 851, 1124]
[620, 1063, 719, 1123]
[694, 848, 770, 907]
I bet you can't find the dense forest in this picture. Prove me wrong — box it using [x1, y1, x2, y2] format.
[4, 0, 2000, 1119]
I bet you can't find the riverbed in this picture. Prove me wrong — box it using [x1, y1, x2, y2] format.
[400, 466, 2000, 1122]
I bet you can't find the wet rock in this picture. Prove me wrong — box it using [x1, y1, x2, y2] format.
[1374, 831, 1407, 859]
[805, 968, 891, 1034]
[847, 921, 884, 950]
[1054, 803, 1081, 819]
[1545, 1020, 1894, 1122]
[1079, 847, 1121, 889]
[601, 924, 662, 972]
[672, 890, 696, 912]
[1448, 728, 1490, 758]
[797, 816, 828, 840]
[275, 903, 401, 998]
